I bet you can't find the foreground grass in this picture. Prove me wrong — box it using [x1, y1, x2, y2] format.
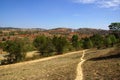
[83, 48, 120, 80]
[0, 51, 82, 80]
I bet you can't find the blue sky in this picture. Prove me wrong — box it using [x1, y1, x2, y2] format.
[0, 0, 120, 30]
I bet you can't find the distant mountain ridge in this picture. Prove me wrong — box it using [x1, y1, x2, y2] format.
[77, 28, 108, 35]
[0, 27, 19, 29]
[0, 27, 109, 35]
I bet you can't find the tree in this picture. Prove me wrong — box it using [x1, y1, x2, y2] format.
[90, 34, 104, 49]
[104, 36, 112, 47]
[71, 35, 80, 50]
[83, 38, 93, 49]
[33, 35, 47, 55]
[109, 22, 120, 38]
[45, 37, 55, 54]
[52, 36, 68, 54]
[33, 35, 55, 56]
[79, 39, 84, 49]
[109, 35, 117, 46]
[3, 39, 26, 63]
[22, 37, 35, 52]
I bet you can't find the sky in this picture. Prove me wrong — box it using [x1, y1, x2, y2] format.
[0, 0, 120, 30]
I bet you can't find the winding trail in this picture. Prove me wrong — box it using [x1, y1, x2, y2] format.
[0, 50, 83, 68]
[75, 50, 86, 80]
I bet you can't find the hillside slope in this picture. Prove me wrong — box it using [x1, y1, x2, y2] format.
[83, 48, 120, 80]
[0, 51, 83, 80]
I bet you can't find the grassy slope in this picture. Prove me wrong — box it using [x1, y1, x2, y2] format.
[0, 52, 82, 80]
[83, 48, 120, 80]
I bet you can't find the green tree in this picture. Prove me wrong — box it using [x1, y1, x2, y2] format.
[104, 36, 112, 47]
[83, 38, 93, 49]
[109, 22, 120, 38]
[3, 39, 26, 63]
[52, 36, 68, 54]
[90, 34, 104, 49]
[109, 35, 117, 46]
[22, 37, 35, 52]
[71, 35, 80, 50]
[79, 39, 84, 49]
[33, 35, 55, 55]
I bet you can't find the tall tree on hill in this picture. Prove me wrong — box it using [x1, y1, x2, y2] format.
[109, 22, 120, 39]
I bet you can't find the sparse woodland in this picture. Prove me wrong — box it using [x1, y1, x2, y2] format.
[0, 23, 120, 65]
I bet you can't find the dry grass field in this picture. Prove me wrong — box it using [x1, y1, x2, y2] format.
[83, 48, 120, 80]
[0, 48, 120, 80]
[0, 51, 82, 80]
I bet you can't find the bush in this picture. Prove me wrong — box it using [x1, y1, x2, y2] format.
[52, 36, 68, 54]
[3, 39, 27, 63]
[33, 35, 55, 55]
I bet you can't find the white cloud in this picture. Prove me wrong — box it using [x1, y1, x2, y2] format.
[73, 0, 120, 9]
[98, 0, 120, 8]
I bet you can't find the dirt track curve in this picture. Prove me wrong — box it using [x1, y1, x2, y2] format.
[75, 50, 86, 80]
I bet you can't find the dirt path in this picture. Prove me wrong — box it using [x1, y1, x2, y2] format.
[0, 50, 83, 80]
[75, 50, 86, 80]
[0, 50, 83, 68]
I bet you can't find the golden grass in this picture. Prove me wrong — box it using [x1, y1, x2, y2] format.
[83, 48, 120, 80]
[0, 51, 82, 80]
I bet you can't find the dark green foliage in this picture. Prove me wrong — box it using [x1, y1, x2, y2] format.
[45, 37, 55, 53]
[109, 22, 120, 38]
[108, 35, 117, 46]
[22, 37, 35, 52]
[79, 39, 84, 48]
[33, 35, 55, 56]
[72, 35, 78, 43]
[109, 22, 120, 31]
[33, 35, 47, 54]
[103, 34, 117, 48]
[71, 35, 81, 50]
[104, 36, 112, 47]
[52, 36, 68, 54]
[3, 39, 26, 63]
[33, 35, 68, 55]
[83, 38, 93, 49]
[90, 34, 104, 49]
